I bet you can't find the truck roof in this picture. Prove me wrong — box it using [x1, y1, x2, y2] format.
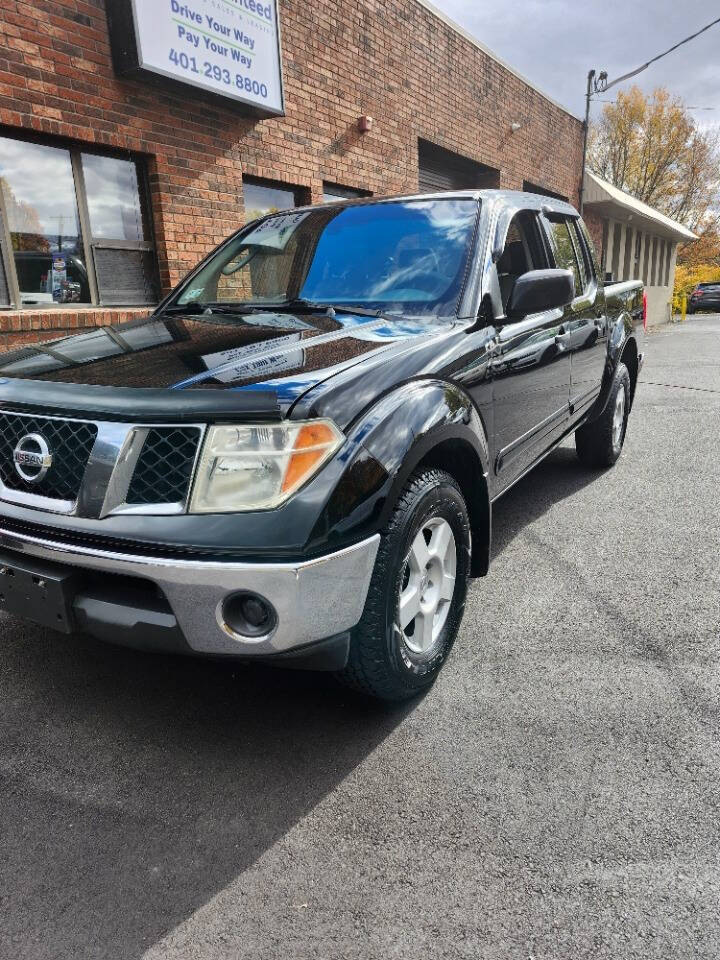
[292, 188, 579, 218]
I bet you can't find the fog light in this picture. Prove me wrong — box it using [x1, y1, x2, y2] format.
[220, 591, 277, 641]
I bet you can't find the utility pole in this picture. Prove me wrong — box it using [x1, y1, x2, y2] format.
[579, 70, 595, 215]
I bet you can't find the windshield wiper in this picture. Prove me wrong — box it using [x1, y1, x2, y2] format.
[160, 302, 262, 316]
[271, 298, 391, 319]
[162, 299, 399, 321]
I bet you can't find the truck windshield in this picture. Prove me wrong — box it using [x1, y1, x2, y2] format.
[175, 198, 478, 317]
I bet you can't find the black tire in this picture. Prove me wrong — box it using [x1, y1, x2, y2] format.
[575, 361, 631, 468]
[337, 469, 471, 702]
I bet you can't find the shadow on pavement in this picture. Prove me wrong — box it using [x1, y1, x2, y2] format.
[1, 632, 415, 959]
[491, 445, 600, 560]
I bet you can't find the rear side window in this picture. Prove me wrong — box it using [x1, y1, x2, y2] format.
[572, 219, 596, 290]
[546, 217, 582, 297]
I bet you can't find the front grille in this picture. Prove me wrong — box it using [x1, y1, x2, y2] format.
[126, 427, 201, 506]
[0, 413, 97, 502]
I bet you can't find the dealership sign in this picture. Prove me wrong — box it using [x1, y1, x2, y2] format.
[107, 0, 284, 115]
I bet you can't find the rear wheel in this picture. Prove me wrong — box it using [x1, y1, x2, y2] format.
[575, 362, 631, 468]
[338, 469, 471, 701]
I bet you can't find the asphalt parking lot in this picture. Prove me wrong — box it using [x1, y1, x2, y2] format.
[2, 315, 720, 960]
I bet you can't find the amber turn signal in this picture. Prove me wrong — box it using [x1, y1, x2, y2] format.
[281, 422, 340, 494]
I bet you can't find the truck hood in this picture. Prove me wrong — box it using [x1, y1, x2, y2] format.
[0, 309, 447, 409]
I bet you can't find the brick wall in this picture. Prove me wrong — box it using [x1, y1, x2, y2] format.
[0, 0, 584, 337]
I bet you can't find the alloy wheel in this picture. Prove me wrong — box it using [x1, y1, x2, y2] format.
[397, 517, 457, 657]
[612, 388, 626, 452]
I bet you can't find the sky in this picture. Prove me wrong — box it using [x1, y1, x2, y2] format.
[430, 0, 720, 127]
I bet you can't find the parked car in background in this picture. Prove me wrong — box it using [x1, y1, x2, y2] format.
[688, 282, 720, 314]
[0, 191, 645, 701]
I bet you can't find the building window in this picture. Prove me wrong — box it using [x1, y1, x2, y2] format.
[650, 237, 659, 286]
[600, 219, 609, 275]
[522, 180, 569, 203]
[657, 240, 666, 289]
[418, 139, 500, 192]
[322, 183, 371, 203]
[0, 134, 157, 309]
[622, 228, 634, 282]
[243, 176, 304, 221]
[642, 235, 651, 284]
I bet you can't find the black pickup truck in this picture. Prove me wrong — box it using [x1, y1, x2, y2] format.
[0, 191, 644, 700]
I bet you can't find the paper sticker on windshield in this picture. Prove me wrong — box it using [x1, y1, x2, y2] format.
[243, 212, 311, 250]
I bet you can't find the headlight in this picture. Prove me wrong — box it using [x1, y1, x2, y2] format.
[189, 420, 344, 513]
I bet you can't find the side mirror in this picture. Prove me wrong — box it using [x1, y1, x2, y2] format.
[507, 269, 575, 319]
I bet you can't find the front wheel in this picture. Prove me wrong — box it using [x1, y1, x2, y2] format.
[337, 469, 471, 701]
[575, 362, 631, 468]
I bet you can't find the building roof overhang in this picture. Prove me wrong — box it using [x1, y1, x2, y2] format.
[584, 171, 697, 242]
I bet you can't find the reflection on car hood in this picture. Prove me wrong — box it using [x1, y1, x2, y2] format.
[0, 309, 446, 407]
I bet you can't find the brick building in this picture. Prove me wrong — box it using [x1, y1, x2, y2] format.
[0, 0, 584, 348]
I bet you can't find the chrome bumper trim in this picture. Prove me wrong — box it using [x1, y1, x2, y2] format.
[0, 526, 380, 656]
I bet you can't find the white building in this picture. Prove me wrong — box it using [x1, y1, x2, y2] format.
[583, 170, 696, 326]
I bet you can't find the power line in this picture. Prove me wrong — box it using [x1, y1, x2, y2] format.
[602, 15, 720, 92]
[596, 100, 719, 111]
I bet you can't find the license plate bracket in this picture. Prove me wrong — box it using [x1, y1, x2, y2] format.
[0, 550, 80, 633]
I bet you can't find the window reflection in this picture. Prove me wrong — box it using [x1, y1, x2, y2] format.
[322, 183, 368, 203]
[0, 320, 176, 375]
[243, 179, 297, 221]
[0, 137, 90, 304]
[548, 218, 582, 295]
[82, 154, 146, 242]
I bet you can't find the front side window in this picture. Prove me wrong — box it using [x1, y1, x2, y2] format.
[496, 211, 548, 312]
[0, 135, 157, 308]
[176, 199, 479, 317]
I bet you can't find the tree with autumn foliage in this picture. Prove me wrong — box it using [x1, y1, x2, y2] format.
[0, 178, 49, 252]
[589, 86, 719, 232]
[589, 87, 720, 300]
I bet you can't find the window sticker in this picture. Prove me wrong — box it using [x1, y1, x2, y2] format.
[242, 211, 310, 250]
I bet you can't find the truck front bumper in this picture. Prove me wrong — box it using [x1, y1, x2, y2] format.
[0, 524, 380, 663]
